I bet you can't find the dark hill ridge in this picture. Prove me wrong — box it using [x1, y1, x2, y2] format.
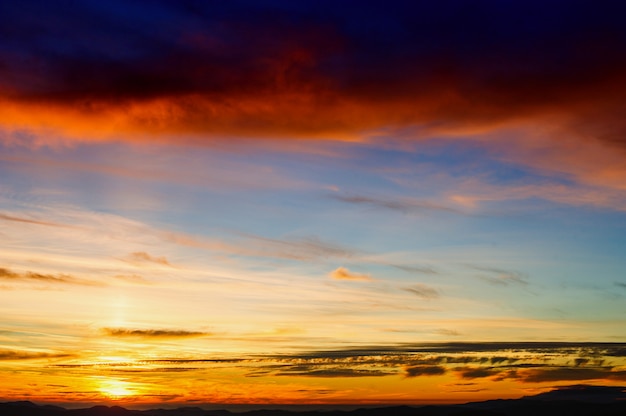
[1, 385, 625, 416]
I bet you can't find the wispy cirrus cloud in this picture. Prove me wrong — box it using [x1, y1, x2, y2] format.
[113, 274, 151, 285]
[2, 203, 358, 269]
[469, 266, 529, 286]
[403, 284, 440, 300]
[391, 264, 438, 275]
[330, 193, 459, 215]
[0, 212, 70, 228]
[163, 230, 357, 262]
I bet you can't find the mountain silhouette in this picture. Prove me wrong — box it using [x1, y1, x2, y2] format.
[2, 385, 625, 416]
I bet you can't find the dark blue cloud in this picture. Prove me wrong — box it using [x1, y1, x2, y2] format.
[2, 1, 626, 141]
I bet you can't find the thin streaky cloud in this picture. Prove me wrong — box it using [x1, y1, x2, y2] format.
[273, 368, 391, 378]
[0, 349, 75, 361]
[165, 230, 357, 262]
[403, 284, 440, 300]
[404, 365, 447, 377]
[237, 233, 357, 261]
[125, 251, 172, 266]
[435, 329, 462, 337]
[507, 368, 626, 383]
[468, 265, 529, 286]
[113, 274, 151, 285]
[331, 193, 460, 215]
[0, 267, 104, 287]
[102, 328, 211, 339]
[391, 264, 438, 275]
[0, 212, 69, 228]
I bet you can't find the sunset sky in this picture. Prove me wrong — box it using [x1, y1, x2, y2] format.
[1, 0, 626, 409]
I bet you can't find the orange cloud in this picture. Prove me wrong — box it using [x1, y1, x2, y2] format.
[0, 212, 71, 228]
[125, 251, 171, 267]
[329, 267, 373, 281]
[0, 267, 104, 287]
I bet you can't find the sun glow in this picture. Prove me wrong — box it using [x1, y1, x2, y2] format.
[97, 378, 134, 400]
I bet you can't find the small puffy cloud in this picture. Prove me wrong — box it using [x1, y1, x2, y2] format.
[102, 328, 210, 339]
[404, 284, 440, 299]
[329, 267, 373, 281]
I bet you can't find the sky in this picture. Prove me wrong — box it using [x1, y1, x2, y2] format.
[1, 0, 626, 409]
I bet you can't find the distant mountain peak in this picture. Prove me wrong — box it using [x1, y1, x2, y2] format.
[526, 384, 626, 403]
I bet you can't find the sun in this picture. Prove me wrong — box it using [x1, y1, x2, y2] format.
[98, 378, 134, 400]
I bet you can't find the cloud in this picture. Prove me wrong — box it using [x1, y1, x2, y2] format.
[274, 367, 391, 378]
[403, 284, 440, 299]
[615, 282, 626, 289]
[43, 342, 626, 385]
[125, 251, 171, 266]
[163, 230, 356, 262]
[286, 342, 626, 359]
[435, 329, 461, 337]
[1, 0, 626, 154]
[391, 264, 438, 275]
[102, 328, 210, 339]
[456, 367, 498, 379]
[113, 274, 151, 284]
[515, 368, 626, 383]
[2, 2, 626, 214]
[0, 212, 69, 228]
[331, 194, 459, 215]
[329, 267, 373, 281]
[404, 365, 446, 377]
[470, 266, 529, 286]
[0, 349, 74, 361]
[0, 267, 104, 287]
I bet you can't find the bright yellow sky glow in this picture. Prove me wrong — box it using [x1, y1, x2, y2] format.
[96, 378, 134, 400]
